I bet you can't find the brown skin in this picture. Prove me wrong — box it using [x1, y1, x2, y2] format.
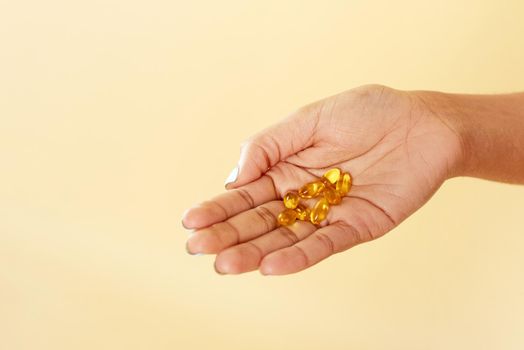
[182, 84, 524, 275]
[416, 90, 524, 183]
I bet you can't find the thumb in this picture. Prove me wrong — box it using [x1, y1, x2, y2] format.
[225, 103, 322, 189]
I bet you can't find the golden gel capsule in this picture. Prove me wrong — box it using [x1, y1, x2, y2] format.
[323, 168, 341, 184]
[323, 185, 342, 205]
[283, 191, 300, 209]
[278, 209, 298, 226]
[336, 172, 352, 196]
[310, 198, 330, 225]
[294, 204, 310, 221]
[298, 180, 325, 199]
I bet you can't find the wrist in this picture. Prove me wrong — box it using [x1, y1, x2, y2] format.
[413, 90, 524, 183]
[411, 90, 469, 179]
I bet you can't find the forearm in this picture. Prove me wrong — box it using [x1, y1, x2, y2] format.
[417, 90, 524, 184]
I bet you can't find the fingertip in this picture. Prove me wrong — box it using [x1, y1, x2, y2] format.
[258, 263, 273, 276]
[234, 142, 270, 188]
[215, 249, 243, 275]
[186, 231, 222, 255]
[181, 208, 193, 229]
[216, 246, 261, 275]
[181, 209, 199, 229]
[185, 238, 204, 256]
[181, 205, 216, 229]
[259, 262, 287, 276]
[224, 182, 238, 190]
[224, 165, 239, 189]
[185, 239, 198, 255]
[259, 248, 307, 275]
[214, 260, 226, 275]
[259, 253, 281, 275]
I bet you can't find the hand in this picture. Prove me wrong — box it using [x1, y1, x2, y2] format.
[182, 84, 463, 275]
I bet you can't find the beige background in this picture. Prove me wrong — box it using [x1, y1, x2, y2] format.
[1, 1, 524, 349]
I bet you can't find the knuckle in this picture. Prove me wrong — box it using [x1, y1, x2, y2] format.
[293, 245, 310, 269]
[212, 221, 240, 246]
[253, 206, 277, 232]
[292, 99, 324, 119]
[356, 83, 387, 93]
[235, 188, 255, 208]
[245, 242, 264, 264]
[315, 232, 336, 254]
[277, 225, 300, 245]
[338, 222, 367, 248]
[351, 83, 392, 101]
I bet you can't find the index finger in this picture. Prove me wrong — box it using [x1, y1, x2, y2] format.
[182, 175, 278, 230]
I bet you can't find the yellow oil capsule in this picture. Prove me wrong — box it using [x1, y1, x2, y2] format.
[336, 172, 352, 196]
[294, 204, 310, 221]
[310, 198, 330, 225]
[323, 168, 341, 184]
[283, 191, 300, 209]
[278, 209, 298, 226]
[298, 180, 325, 199]
[323, 184, 342, 205]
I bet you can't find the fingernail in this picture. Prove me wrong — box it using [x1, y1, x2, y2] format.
[259, 263, 273, 276]
[186, 240, 198, 255]
[181, 207, 188, 226]
[214, 261, 226, 275]
[182, 219, 195, 234]
[224, 165, 239, 188]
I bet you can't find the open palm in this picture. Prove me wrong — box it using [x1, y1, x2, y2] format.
[183, 85, 462, 275]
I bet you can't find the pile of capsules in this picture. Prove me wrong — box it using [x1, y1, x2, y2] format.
[277, 168, 352, 226]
